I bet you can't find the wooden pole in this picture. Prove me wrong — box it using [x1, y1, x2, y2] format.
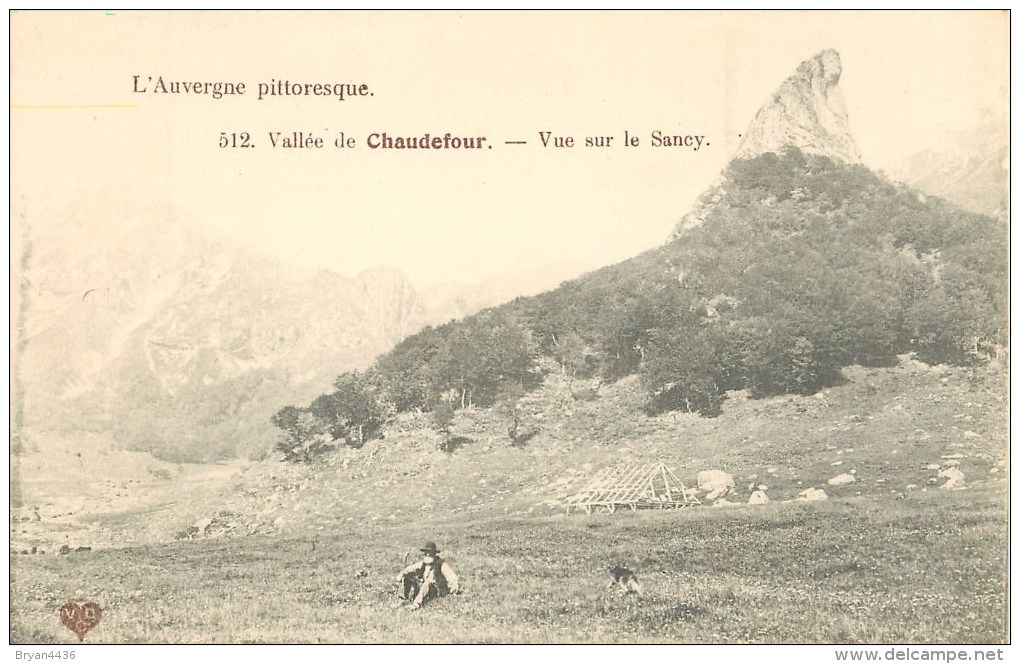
[661, 465, 674, 501]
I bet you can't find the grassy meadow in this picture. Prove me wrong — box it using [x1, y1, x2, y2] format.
[10, 359, 1009, 644]
[10, 483, 1007, 644]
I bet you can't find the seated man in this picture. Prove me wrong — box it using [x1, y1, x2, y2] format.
[399, 540, 460, 609]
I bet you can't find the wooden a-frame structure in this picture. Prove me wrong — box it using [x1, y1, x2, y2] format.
[565, 461, 701, 514]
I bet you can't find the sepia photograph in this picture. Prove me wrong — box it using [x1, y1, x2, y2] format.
[8, 10, 1010, 649]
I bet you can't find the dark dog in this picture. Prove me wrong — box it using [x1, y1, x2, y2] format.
[608, 563, 644, 596]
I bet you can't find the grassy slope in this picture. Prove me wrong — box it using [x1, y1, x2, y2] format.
[9, 357, 1009, 643]
[192, 356, 1007, 531]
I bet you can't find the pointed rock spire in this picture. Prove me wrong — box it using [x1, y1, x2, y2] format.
[734, 49, 862, 164]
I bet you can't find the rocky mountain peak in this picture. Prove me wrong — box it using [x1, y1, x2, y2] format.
[734, 49, 862, 164]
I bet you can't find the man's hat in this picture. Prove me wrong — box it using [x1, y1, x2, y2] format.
[420, 541, 440, 555]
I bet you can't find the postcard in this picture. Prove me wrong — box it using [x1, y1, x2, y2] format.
[9, 10, 1009, 650]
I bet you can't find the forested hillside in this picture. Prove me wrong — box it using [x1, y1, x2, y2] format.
[273, 147, 1008, 460]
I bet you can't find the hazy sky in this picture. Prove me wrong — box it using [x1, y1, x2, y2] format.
[11, 10, 1008, 287]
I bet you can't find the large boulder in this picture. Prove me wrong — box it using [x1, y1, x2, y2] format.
[698, 470, 735, 500]
[828, 473, 856, 486]
[939, 467, 965, 490]
[748, 490, 769, 506]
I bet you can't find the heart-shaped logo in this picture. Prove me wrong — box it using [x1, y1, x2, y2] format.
[59, 602, 102, 641]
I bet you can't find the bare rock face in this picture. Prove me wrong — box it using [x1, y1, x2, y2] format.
[734, 49, 862, 164]
[674, 49, 862, 236]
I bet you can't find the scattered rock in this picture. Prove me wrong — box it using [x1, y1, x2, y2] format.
[828, 473, 856, 486]
[748, 490, 769, 506]
[942, 459, 961, 468]
[796, 487, 828, 502]
[939, 467, 965, 490]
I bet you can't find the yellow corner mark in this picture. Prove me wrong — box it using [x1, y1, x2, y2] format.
[10, 104, 138, 110]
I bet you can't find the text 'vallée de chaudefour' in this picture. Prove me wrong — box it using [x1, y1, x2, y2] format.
[260, 132, 490, 150]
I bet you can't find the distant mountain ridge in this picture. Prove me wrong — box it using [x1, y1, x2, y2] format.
[16, 198, 586, 461]
[889, 111, 1009, 220]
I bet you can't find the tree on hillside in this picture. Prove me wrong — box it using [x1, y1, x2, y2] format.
[309, 372, 392, 448]
[905, 264, 1002, 366]
[374, 326, 443, 411]
[552, 330, 588, 381]
[595, 292, 659, 381]
[643, 324, 728, 417]
[426, 313, 538, 409]
[482, 314, 540, 389]
[432, 401, 455, 451]
[271, 405, 331, 462]
[739, 317, 842, 398]
[429, 325, 486, 408]
[496, 383, 526, 442]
